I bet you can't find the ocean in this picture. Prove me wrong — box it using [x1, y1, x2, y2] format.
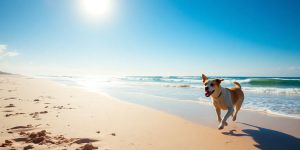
[38, 75, 300, 119]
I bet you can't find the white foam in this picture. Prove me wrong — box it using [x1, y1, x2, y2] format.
[222, 79, 252, 84]
[135, 81, 300, 96]
[243, 87, 300, 96]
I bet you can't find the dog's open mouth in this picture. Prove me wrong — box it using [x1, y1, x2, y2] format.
[205, 90, 214, 97]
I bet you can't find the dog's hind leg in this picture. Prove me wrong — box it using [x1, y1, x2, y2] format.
[233, 99, 243, 121]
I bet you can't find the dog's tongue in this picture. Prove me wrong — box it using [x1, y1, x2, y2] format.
[205, 92, 210, 97]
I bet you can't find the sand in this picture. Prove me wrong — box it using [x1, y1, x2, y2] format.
[0, 74, 299, 150]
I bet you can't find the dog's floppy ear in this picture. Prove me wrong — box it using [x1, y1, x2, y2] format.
[216, 79, 224, 84]
[202, 74, 208, 83]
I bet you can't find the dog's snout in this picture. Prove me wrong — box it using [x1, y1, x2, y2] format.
[205, 87, 209, 91]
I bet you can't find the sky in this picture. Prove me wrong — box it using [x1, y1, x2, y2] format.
[0, 0, 299, 77]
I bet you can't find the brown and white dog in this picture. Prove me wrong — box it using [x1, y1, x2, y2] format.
[202, 74, 244, 130]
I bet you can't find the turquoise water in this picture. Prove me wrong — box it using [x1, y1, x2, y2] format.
[39, 76, 300, 118]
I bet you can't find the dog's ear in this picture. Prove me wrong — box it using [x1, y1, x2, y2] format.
[202, 74, 208, 83]
[216, 79, 224, 84]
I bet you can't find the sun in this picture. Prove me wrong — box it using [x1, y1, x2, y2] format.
[78, 0, 114, 21]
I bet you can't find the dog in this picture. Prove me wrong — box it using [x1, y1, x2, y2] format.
[202, 74, 244, 130]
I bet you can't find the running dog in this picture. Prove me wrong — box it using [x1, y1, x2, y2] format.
[202, 74, 244, 130]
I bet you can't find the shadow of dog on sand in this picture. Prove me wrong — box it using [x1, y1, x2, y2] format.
[222, 122, 300, 150]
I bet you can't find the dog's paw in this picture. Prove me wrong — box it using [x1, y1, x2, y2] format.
[224, 121, 228, 126]
[218, 123, 224, 130]
[218, 125, 224, 130]
[232, 116, 237, 121]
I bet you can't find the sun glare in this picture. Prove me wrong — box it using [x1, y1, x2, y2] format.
[78, 0, 114, 22]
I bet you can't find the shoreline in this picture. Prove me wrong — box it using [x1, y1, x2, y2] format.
[1, 74, 300, 149]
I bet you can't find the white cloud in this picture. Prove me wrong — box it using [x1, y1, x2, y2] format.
[0, 44, 19, 57]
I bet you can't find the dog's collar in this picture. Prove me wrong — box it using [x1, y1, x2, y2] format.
[217, 90, 222, 98]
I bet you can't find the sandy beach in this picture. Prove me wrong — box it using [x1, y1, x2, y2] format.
[1, 74, 300, 150]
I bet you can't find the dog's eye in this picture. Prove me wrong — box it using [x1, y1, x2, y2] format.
[210, 83, 214, 86]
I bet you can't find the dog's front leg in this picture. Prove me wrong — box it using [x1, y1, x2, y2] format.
[218, 107, 234, 130]
[215, 108, 222, 122]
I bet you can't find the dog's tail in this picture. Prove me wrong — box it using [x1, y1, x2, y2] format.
[233, 81, 242, 89]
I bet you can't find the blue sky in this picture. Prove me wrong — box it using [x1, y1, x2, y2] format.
[0, 0, 299, 76]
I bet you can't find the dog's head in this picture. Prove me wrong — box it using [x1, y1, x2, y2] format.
[202, 74, 224, 97]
